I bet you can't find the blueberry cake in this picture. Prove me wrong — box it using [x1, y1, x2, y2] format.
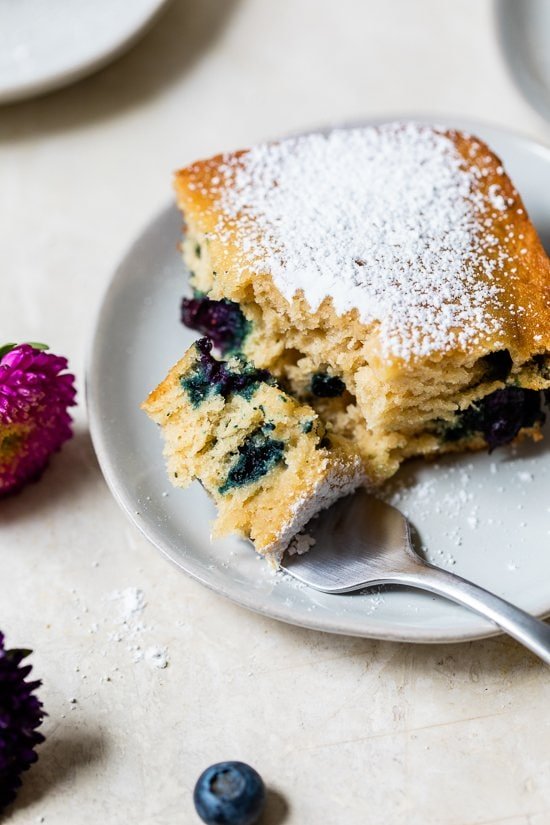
[142, 338, 364, 561]
[174, 123, 550, 483]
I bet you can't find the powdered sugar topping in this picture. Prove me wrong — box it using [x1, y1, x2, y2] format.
[265, 455, 366, 559]
[213, 124, 513, 360]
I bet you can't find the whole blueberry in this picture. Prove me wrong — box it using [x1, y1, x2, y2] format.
[193, 761, 266, 825]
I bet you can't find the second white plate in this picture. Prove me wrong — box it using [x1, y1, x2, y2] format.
[88, 119, 550, 643]
[497, 0, 550, 124]
[0, 0, 170, 104]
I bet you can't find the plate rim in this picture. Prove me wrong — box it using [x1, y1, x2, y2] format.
[87, 116, 550, 644]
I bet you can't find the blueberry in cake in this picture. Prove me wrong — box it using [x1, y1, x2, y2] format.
[142, 338, 364, 562]
[181, 294, 249, 355]
[174, 123, 550, 484]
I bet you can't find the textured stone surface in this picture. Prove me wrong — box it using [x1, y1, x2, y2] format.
[1, 1, 550, 822]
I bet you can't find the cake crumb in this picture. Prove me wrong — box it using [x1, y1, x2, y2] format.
[517, 471, 533, 483]
[287, 532, 316, 556]
[145, 647, 169, 669]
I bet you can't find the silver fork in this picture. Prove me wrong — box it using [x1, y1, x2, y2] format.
[281, 490, 550, 664]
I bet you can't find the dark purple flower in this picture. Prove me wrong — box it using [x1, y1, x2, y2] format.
[0, 632, 45, 812]
[0, 344, 76, 496]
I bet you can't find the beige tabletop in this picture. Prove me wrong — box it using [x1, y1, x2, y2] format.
[1, 1, 550, 823]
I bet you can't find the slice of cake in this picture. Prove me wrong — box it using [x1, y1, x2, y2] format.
[142, 338, 364, 561]
[174, 123, 550, 484]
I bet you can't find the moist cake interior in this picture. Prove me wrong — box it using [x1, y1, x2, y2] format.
[142, 338, 364, 560]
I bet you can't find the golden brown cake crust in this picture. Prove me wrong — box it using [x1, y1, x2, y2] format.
[174, 126, 550, 369]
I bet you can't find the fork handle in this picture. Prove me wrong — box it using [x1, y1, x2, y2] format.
[394, 563, 550, 664]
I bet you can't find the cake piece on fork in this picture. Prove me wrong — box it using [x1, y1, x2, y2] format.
[142, 338, 364, 562]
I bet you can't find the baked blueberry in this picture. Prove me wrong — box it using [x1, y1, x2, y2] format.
[181, 295, 250, 355]
[310, 371, 346, 398]
[193, 761, 266, 825]
[218, 427, 285, 494]
[439, 387, 545, 451]
[180, 338, 273, 407]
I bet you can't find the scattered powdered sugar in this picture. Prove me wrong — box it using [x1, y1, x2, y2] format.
[517, 471, 534, 483]
[129, 644, 169, 669]
[488, 183, 507, 212]
[67, 587, 170, 681]
[354, 587, 386, 613]
[382, 441, 550, 577]
[211, 123, 514, 360]
[110, 587, 147, 619]
[467, 514, 479, 530]
[266, 455, 365, 557]
[145, 647, 169, 669]
[287, 532, 316, 556]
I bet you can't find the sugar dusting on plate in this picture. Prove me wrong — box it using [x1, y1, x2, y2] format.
[211, 123, 518, 360]
[382, 440, 550, 577]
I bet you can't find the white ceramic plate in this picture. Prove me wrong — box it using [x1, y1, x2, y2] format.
[0, 0, 170, 104]
[497, 0, 550, 124]
[88, 120, 550, 643]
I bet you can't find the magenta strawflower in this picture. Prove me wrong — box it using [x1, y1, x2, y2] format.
[0, 343, 76, 496]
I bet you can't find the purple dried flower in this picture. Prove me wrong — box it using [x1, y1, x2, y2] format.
[0, 344, 76, 496]
[0, 632, 45, 812]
